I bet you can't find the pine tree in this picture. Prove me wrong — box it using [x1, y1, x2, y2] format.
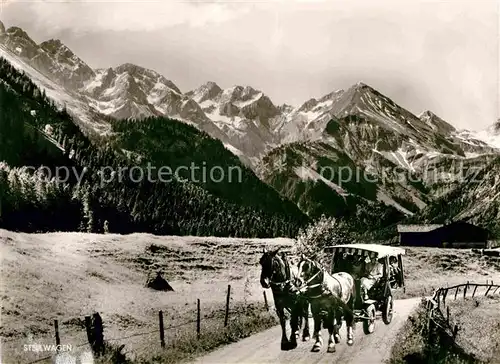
[79, 188, 94, 233]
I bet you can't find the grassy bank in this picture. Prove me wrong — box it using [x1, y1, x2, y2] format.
[387, 296, 500, 364]
[386, 299, 429, 364]
[445, 295, 500, 363]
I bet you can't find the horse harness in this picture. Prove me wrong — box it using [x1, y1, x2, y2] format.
[268, 254, 293, 292]
[297, 260, 356, 316]
[298, 264, 343, 300]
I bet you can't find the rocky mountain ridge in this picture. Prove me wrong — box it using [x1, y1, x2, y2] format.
[1, 20, 499, 219]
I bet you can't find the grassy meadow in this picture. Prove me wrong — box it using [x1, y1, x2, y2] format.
[1, 229, 500, 363]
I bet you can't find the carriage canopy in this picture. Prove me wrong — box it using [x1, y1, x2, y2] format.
[324, 244, 406, 260]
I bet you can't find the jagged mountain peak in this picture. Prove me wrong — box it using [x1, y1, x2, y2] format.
[2, 21, 499, 178]
[114, 62, 145, 74]
[113, 63, 181, 94]
[199, 80, 222, 95]
[419, 110, 456, 134]
[419, 110, 447, 121]
[297, 98, 318, 112]
[348, 81, 383, 96]
[419, 110, 435, 118]
[279, 103, 294, 112]
[318, 89, 344, 102]
[39, 38, 94, 70]
[203, 80, 221, 89]
[294, 88, 345, 112]
[222, 85, 261, 100]
[187, 81, 223, 103]
[39, 38, 65, 51]
[4, 26, 38, 50]
[103, 67, 116, 78]
[350, 81, 374, 91]
[217, 85, 273, 117]
[6, 26, 31, 39]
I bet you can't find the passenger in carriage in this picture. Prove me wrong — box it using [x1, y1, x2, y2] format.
[351, 255, 365, 279]
[360, 256, 384, 301]
[336, 252, 355, 274]
[389, 256, 401, 287]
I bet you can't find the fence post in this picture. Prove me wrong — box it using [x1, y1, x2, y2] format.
[454, 286, 459, 300]
[463, 282, 468, 298]
[54, 319, 60, 352]
[485, 284, 493, 296]
[472, 285, 478, 297]
[91, 312, 105, 356]
[443, 289, 447, 306]
[224, 284, 231, 327]
[197, 299, 201, 339]
[159, 310, 165, 348]
[446, 306, 450, 326]
[85, 316, 92, 346]
[263, 291, 269, 311]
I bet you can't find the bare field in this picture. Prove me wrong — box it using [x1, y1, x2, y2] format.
[396, 247, 500, 299]
[1, 230, 500, 363]
[0, 229, 289, 363]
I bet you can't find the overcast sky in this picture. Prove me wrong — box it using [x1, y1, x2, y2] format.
[1, 0, 499, 130]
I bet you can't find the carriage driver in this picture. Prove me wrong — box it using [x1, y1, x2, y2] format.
[360, 256, 384, 301]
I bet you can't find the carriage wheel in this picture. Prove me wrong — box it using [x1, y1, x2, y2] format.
[382, 295, 394, 325]
[363, 304, 376, 334]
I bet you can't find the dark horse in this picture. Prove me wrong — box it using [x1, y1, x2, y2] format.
[297, 255, 356, 353]
[259, 247, 311, 350]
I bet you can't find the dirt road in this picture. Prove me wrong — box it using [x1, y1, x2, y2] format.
[193, 297, 422, 364]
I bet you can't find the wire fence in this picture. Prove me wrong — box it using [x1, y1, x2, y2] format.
[2, 286, 277, 364]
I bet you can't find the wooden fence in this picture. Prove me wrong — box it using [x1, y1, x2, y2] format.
[3, 285, 276, 364]
[426, 280, 500, 343]
[430, 280, 500, 310]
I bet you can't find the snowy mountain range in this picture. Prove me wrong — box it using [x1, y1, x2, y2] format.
[1, 20, 499, 217]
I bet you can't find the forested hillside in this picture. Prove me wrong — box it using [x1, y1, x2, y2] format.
[417, 156, 500, 237]
[0, 57, 308, 237]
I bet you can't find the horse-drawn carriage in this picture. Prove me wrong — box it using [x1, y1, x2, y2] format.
[258, 243, 406, 353]
[325, 243, 406, 334]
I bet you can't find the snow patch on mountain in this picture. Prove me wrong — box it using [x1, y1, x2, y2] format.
[2, 22, 500, 182]
[468, 125, 500, 150]
[0, 44, 111, 135]
[294, 166, 349, 197]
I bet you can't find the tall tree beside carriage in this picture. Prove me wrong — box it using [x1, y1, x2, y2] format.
[293, 215, 358, 262]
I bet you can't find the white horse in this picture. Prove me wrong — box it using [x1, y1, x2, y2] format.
[296, 255, 355, 353]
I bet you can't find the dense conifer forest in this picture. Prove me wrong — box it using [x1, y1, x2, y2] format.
[0, 57, 309, 237]
[0, 56, 417, 240]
